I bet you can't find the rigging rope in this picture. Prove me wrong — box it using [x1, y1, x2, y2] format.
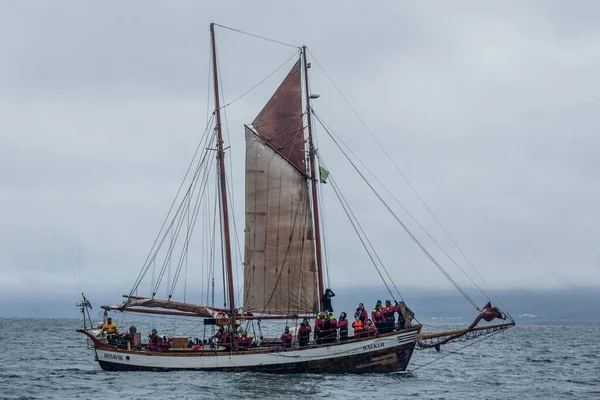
[149, 127, 216, 296]
[211, 39, 240, 316]
[219, 51, 301, 110]
[217, 164, 228, 309]
[313, 110, 490, 312]
[167, 155, 216, 297]
[129, 114, 215, 296]
[154, 129, 217, 295]
[319, 155, 407, 305]
[307, 48, 509, 314]
[207, 179, 218, 307]
[308, 113, 331, 289]
[213, 23, 300, 49]
[327, 172, 396, 301]
[184, 201, 190, 303]
[314, 113, 488, 303]
[409, 327, 507, 372]
[312, 110, 481, 311]
[214, 49, 246, 305]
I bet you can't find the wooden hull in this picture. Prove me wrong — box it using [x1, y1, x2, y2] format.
[88, 327, 420, 374]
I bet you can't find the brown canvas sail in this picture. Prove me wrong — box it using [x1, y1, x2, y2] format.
[252, 59, 306, 174]
[243, 59, 317, 314]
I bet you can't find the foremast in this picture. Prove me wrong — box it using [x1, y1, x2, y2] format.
[302, 46, 326, 309]
[210, 23, 236, 328]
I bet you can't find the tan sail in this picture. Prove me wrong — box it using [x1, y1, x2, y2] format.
[243, 59, 317, 315]
[243, 125, 317, 314]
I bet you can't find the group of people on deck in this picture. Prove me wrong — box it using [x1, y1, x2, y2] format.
[288, 299, 408, 347]
[355, 299, 406, 336]
[210, 327, 254, 349]
[97, 297, 409, 351]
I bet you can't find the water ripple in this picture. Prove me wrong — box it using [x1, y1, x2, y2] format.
[1, 319, 599, 399]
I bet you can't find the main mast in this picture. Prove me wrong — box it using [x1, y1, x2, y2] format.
[210, 23, 236, 326]
[302, 46, 325, 308]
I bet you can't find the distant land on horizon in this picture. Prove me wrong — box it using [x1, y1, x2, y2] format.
[1, 287, 598, 326]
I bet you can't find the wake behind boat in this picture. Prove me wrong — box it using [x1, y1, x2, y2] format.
[77, 23, 514, 373]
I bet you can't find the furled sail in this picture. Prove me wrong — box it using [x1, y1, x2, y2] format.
[103, 298, 225, 318]
[243, 59, 318, 314]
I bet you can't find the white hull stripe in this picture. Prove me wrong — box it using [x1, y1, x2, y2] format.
[97, 333, 418, 370]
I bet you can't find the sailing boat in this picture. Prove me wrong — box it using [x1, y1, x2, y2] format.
[77, 23, 514, 373]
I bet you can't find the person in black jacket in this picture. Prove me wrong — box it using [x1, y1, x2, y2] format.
[322, 288, 335, 312]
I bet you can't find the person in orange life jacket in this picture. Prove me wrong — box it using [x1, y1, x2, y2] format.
[280, 327, 293, 348]
[337, 312, 348, 341]
[365, 319, 379, 337]
[97, 317, 120, 343]
[324, 311, 337, 343]
[354, 303, 368, 324]
[352, 315, 365, 338]
[315, 312, 326, 344]
[298, 319, 311, 347]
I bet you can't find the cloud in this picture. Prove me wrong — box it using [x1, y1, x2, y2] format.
[1, 1, 599, 307]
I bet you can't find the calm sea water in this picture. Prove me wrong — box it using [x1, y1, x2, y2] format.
[1, 317, 598, 399]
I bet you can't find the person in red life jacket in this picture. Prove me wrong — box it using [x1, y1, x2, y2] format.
[148, 328, 162, 351]
[322, 313, 332, 344]
[380, 300, 396, 334]
[236, 330, 252, 349]
[354, 303, 368, 324]
[371, 300, 384, 322]
[298, 319, 311, 347]
[280, 327, 293, 348]
[365, 319, 379, 337]
[324, 311, 337, 343]
[383, 300, 395, 321]
[212, 327, 225, 344]
[371, 300, 385, 333]
[352, 316, 365, 339]
[315, 312, 326, 344]
[337, 312, 348, 341]
[222, 328, 237, 350]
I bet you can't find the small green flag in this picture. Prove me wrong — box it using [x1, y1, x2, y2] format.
[319, 166, 329, 184]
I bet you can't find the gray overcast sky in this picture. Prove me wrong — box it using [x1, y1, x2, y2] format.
[1, 1, 599, 305]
